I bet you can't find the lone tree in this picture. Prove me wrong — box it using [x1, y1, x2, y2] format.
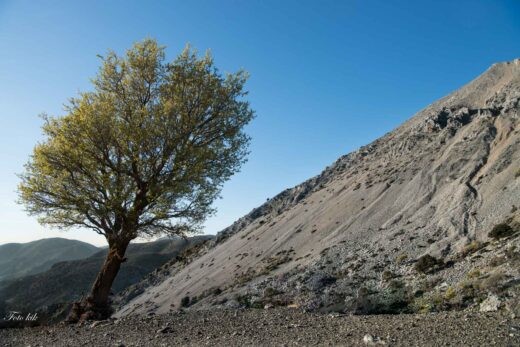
[18, 39, 254, 321]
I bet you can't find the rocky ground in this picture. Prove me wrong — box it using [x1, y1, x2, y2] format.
[1, 308, 519, 346]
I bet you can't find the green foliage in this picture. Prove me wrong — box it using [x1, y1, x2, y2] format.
[444, 286, 456, 300]
[349, 282, 411, 315]
[414, 254, 442, 274]
[18, 39, 254, 243]
[488, 223, 516, 240]
[411, 292, 446, 313]
[235, 294, 263, 309]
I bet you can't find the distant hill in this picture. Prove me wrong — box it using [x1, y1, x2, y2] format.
[0, 235, 213, 324]
[0, 238, 99, 282]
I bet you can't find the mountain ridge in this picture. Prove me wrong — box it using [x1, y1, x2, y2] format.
[210, 59, 520, 251]
[0, 235, 214, 325]
[0, 237, 99, 282]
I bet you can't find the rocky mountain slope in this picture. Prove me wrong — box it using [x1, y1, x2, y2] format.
[0, 236, 213, 324]
[0, 238, 98, 282]
[116, 59, 520, 318]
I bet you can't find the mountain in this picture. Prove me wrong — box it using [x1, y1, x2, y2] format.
[0, 238, 99, 282]
[0, 235, 213, 323]
[116, 59, 520, 318]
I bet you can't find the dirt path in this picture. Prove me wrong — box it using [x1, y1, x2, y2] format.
[1, 309, 519, 346]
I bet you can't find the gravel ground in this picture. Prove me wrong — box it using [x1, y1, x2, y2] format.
[1, 309, 519, 346]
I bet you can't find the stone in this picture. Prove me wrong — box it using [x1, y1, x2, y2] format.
[90, 321, 103, 328]
[224, 299, 241, 309]
[480, 294, 501, 312]
[156, 326, 173, 334]
[363, 334, 386, 345]
[438, 282, 449, 291]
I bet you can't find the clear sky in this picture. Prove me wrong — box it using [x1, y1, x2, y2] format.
[1, 0, 519, 246]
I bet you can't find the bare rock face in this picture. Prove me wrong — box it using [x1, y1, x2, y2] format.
[115, 60, 520, 317]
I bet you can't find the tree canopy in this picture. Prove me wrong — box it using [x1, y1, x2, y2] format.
[19, 39, 254, 243]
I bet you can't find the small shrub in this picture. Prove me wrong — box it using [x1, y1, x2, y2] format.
[414, 255, 442, 274]
[488, 223, 516, 239]
[515, 168, 520, 178]
[381, 270, 395, 282]
[396, 253, 408, 264]
[461, 241, 484, 257]
[457, 280, 478, 302]
[444, 286, 456, 300]
[263, 287, 280, 298]
[412, 292, 445, 313]
[466, 268, 481, 279]
[348, 283, 411, 314]
[236, 294, 264, 309]
[262, 255, 292, 273]
[478, 271, 506, 293]
[505, 245, 520, 263]
[489, 256, 506, 267]
[416, 277, 441, 294]
[180, 296, 190, 307]
[250, 301, 264, 309]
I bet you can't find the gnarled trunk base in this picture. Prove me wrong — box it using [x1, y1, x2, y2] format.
[66, 297, 113, 323]
[66, 239, 129, 323]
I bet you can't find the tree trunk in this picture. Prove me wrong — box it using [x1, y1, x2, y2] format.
[67, 239, 129, 322]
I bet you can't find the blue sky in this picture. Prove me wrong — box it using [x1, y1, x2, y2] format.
[1, 0, 519, 246]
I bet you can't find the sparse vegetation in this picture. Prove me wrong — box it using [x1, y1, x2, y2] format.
[461, 240, 485, 257]
[263, 287, 281, 298]
[412, 292, 446, 313]
[489, 256, 507, 267]
[236, 294, 264, 309]
[478, 271, 506, 293]
[488, 223, 516, 240]
[505, 245, 520, 263]
[414, 255, 443, 274]
[346, 280, 412, 315]
[396, 253, 408, 264]
[410, 268, 510, 313]
[466, 268, 481, 279]
[180, 296, 191, 307]
[444, 286, 456, 300]
[262, 252, 294, 273]
[381, 270, 395, 282]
